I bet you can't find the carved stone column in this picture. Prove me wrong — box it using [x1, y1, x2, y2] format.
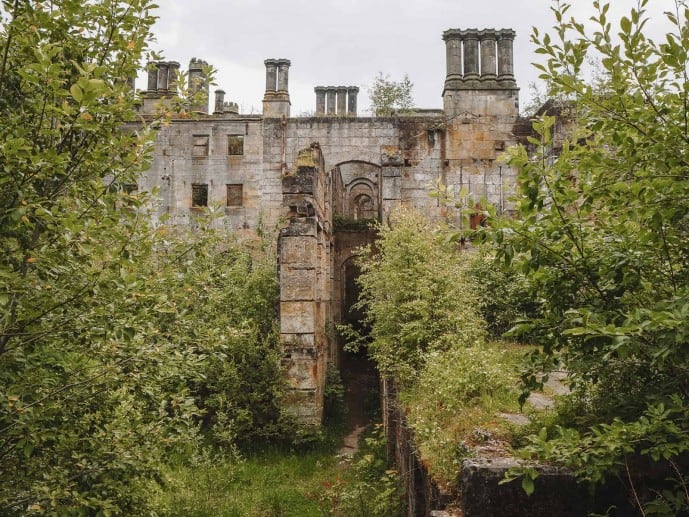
[277, 59, 291, 92]
[214, 89, 225, 115]
[443, 29, 462, 90]
[147, 64, 158, 92]
[326, 87, 336, 115]
[156, 62, 169, 92]
[167, 61, 180, 91]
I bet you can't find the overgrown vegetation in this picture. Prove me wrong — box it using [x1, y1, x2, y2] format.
[488, 0, 689, 512]
[349, 210, 527, 484]
[0, 1, 288, 514]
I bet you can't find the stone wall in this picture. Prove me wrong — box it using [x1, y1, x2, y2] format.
[134, 25, 533, 426]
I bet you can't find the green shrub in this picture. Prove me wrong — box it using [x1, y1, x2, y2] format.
[355, 209, 486, 386]
[404, 342, 522, 482]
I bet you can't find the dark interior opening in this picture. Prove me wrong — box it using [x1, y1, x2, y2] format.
[340, 258, 380, 431]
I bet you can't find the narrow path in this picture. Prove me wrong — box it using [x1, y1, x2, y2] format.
[337, 352, 379, 456]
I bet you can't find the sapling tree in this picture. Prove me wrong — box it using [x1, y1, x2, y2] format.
[368, 72, 415, 116]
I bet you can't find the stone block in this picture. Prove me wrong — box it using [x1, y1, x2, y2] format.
[382, 176, 401, 200]
[281, 267, 316, 300]
[280, 301, 315, 334]
[461, 457, 590, 517]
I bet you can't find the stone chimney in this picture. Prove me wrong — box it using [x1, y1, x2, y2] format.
[188, 58, 209, 113]
[314, 85, 359, 116]
[326, 87, 336, 115]
[314, 86, 326, 115]
[347, 86, 359, 116]
[263, 58, 291, 118]
[497, 29, 516, 86]
[442, 27, 519, 117]
[214, 89, 225, 115]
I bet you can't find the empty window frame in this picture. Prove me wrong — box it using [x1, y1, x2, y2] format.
[226, 184, 243, 207]
[192, 135, 209, 157]
[227, 134, 244, 155]
[191, 183, 208, 207]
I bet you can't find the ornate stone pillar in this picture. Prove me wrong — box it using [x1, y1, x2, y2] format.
[479, 29, 497, 80]
[442, 29, 463, 81]
[497, 29, 516, 84]
[347, 86, 359, 116]
[336, 86, 347, 115]
[462, 29, 480, 80]
[315, 86, 326, 115]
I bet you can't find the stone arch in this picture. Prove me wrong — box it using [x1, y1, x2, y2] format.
[347, 178, 377, 220]
[333, 160, 381, 221]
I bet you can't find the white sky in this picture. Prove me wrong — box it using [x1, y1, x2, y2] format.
[145, 0, 678, 116]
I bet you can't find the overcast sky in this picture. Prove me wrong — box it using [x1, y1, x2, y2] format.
[145, 0, 677, 116]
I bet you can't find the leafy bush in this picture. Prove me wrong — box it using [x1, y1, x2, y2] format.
[355, 209, 486, 386]
[0, 1, 285, 513]
[404, 342, 522, 482]
[466, 245, 541, 340]
[489, 1, 689, 510]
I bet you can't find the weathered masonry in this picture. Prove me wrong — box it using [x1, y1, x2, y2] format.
[136, 28, 525, 425]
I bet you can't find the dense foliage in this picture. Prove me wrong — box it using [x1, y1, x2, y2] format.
[352, 210, 522, 483]
[0, 1, 283, 514]
[354, 210, 485, 385]
[490, 0, 689, 511]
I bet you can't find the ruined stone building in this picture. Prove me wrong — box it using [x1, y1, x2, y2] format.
[136, 28, 525, 425]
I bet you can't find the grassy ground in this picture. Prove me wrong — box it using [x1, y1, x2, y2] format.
[151, 445, 346, 516]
